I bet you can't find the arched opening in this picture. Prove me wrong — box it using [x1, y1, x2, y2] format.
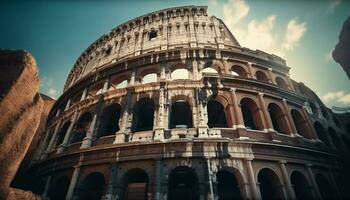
[124, 168, 149, 200]
[275, 77, 289, 89]
[258, 168, 284, 200]
[76, 172, 105, 200]
[216, 170, 242, 200]
[56, 121, 71, 146]
[70, 112, 93, 144]
[316, 174, 336, 200]
[328, 127, 340, 149]
[268, 103, 290, 134]
[132, 98, 155, 132]
[88, 81, 104, 97]
[202, 67, 218, 74]
[291, 109, 312, 139]
[48, 176, 70, 200]
[290, 171, 313, 200]
[97, 103, 122, 137]
[255, 71, 269, 82]
[171, 69, 189, 80]
[240, 98, 264, 130]
[231, 65, 247, 77]
[142, 73, 157, 84]
[309, 102, 318, 116]
[314, 122, 329, 144]
[117, 80, 128, 89]
[168, 166, 199, 200]
[170, 100, 192, 128]
[207, 100, 228, 128]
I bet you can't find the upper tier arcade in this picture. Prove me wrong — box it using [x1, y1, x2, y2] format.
[64, 5, 286, 91]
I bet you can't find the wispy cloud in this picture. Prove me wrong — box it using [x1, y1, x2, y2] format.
[217, 0, 307, 57]
[282, 19, 307, 51]
[327, 0, 341, 14]
[41, 76, 59, 99]
[322, 90, 350, 106]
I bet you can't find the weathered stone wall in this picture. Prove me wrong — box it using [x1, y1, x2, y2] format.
[0, 50, 43, 199]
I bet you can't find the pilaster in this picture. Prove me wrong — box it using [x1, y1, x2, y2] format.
[279, 160, 296, 200]
[57, 112, 79, 154]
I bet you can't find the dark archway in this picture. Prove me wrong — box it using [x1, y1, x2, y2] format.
[168, 166, 199, 200]
[231, 65, 248, 77]
[290, 171, 313, 200]
[56, 121, 71, 146]
[76, 172, 105, 200]
[314, 122, 329, 145]
[240, 98, 264, 130]
[124, 168, 149, 200]
[276, 77, 288, 89]
[70, 112, 93, 144]
[321, 107, 329, 120]
[98, 103, 122, 137]
[258, 168, 284, 200]
[316, 174, 336, 200]
[132, 98, 155, 132]
[268, 103, 289, 134]
[207, 100, 228, 128]
[255, 71, 269, 82]
[291, 109, 312, 139]
[170, 101, 193, 128]
[216, 170, 242, 200]
[48, 176, 70, 200]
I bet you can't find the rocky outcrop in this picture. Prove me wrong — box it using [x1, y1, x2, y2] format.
[333, 16, 350, 79]
[0, 50, 44, 199]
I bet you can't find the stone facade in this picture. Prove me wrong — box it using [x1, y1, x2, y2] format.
[18, 6, 350, 200]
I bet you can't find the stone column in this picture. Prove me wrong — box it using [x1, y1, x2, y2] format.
[81, 101, 103, 148]
[45, 121, 62, 153]
[41, 176, 52, 200]
[279, 160, 296, 199]
[103, 77, 110, 93]
[197, 89, 208, 138]
[114, 88, 133, 144]
[286, 74, 295, 91]
[65, 99, 71, 111]
[230, 88, 244, 128]
[222, 59, 230, 74]
[80, 88, 88, 101]
[258, 93, 274, 131]
[65, 165, 81, 200]
[206, 159, 215, 200]
[105, 162, 119, 200]
[282, 99, 296, 135]
[267, 68, 275, 84]
[155, 160, 164, 200]
[245, 158, 260, 200]
[247, 62, 255, 78]
[302, 106, 318, 139]
[57, 112, 79, 154]
[306, 164, 322, 199]
[154, 88, 165, 141]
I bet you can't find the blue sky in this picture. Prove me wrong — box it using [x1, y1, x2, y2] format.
[1, 0, 349, 108]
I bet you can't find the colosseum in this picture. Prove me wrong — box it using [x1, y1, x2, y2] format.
[13, 5, 350, 200]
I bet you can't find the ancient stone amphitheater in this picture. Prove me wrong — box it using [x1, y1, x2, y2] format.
[18, 5, 350, 200]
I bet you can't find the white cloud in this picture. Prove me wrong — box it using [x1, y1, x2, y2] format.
[223, 0, 250, 27]
[282, 19, 307, 51]
[218, 0, 307, 57]
[41, 76, 59, 99]
[327, 0, 341, 14]
[322, 91, 350, 106]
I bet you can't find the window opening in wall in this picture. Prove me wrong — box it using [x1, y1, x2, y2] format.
[132, 98, 155, 132]
[207, 100, 227, 128]
[149, 30, 157, 41]
[217, 170, 242, 200]
[170, 100, 193, 128]
[202, 67, 218, 74]
[124, 169, 149, 200]
[171, 68, 189, 80]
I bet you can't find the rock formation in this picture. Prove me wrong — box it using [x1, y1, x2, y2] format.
[333, 16, 350, 79]
[0, 50, 44, 199]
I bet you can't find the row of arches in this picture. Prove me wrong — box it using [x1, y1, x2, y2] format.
[46, 166, 337, 200]
[53, 95, 317, 148]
